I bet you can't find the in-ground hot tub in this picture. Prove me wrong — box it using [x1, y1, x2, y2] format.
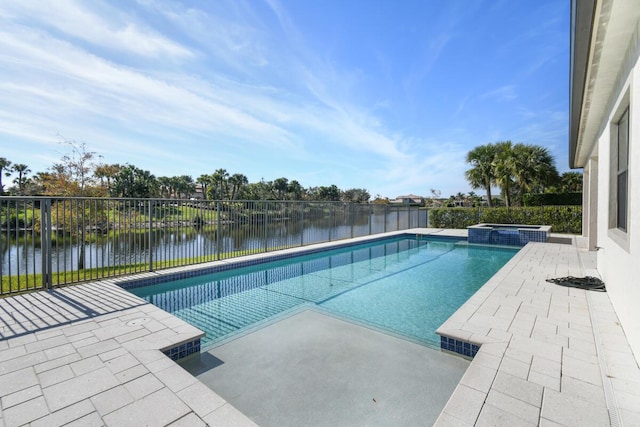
[467, 223, 551, 246]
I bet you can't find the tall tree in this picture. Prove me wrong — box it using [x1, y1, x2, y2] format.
[59, 140, 99, 195]
[12, 163, 31, 194]
[111, 165, 158, 198]
[94, 163, 120, 194]
[229, 173, 248, 199]
[157, 176, 172, 198]
[491, 141, 515, 208]
[196, 174, 213, 200]
[37, 165, 79, 196]
[317, 185, 341, 201]
[273, 177, 289, 200]
[342, 188, 370, 203]
[512, 143, 559, 198]
[211, 169, 229, 199]
[174, 175, 195, 199]
[287, 180, 304, 201]
[465, 144, 498, 207]
[559, 171, 583, 192]
[0, 157, 11, 195]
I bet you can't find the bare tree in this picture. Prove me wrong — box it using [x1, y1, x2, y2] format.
[58, 139, 100, 195]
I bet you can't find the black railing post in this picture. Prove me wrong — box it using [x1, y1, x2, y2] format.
[264, 201, 269, 252]
[216, 201, 221, 260]
[40, 198, 53, 289]
[148, 200, 154, 272]
[301, 202, 305, 246]
[328, 203, 333, 242]
[384, 205, 387, 233]
[350, 203, 354, 238]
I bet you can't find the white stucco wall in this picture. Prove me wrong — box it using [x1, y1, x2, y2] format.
[594, 55, 640, 362]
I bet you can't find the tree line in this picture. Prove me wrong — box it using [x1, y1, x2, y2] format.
[465, 141, 582, 207]
[0, 141, 371, 202]
[2, 139, 581, 205]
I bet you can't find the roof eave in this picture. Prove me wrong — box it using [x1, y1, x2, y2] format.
[569, 0, 597, 169]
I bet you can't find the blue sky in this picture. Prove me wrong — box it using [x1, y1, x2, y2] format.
[0, 0, 569, 198]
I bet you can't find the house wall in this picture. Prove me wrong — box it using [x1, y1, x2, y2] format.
[593, 35, 640, 361]
[582, 158, 598, 251]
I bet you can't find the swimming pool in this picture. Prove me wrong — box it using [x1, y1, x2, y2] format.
[129, 236, 518, 350]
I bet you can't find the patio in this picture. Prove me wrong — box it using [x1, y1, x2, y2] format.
[1, 229, 639, 426]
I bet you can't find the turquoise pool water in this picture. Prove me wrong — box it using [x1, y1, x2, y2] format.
[130, 237, 518, 349]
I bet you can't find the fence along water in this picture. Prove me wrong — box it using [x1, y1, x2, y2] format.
[0, 197, 426, 296]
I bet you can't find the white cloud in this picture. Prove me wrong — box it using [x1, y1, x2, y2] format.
[0, 0, 193, 60]
[0, 0, 570, 197]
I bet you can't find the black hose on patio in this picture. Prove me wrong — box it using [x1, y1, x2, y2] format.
[545, 276, 606, 292]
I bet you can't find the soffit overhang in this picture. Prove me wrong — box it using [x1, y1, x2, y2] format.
[569, 0, 640, 168]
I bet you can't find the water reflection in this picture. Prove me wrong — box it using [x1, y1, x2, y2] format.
[2, 211, 424, 275]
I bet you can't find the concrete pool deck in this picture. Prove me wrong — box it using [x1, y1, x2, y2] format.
[0, 228, 639, 426]
[181, 309, 469, 427]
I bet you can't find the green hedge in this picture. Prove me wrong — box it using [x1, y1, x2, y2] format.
[523, 192, 582, 206]
[428, 206, 582, 234]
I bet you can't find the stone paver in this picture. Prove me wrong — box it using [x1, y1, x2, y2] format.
[435, 236, 640, 426]
[0, 278, 256, 426]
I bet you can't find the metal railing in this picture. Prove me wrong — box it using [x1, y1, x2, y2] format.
[1, 197, 426, 296]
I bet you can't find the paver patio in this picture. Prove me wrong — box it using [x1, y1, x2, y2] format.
[1, 229, 639, 426]
[0, 282, 256, 426]
[434, 236, 640, 426]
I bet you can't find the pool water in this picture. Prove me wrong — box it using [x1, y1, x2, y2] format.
[130, 237, 518, 349]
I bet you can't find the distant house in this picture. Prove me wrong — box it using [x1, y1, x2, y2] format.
[570, 0, 640, 362]
[191, 184, 205, 200]
[391, 194, 425, 205]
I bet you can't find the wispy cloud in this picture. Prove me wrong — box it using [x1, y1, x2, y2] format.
[0, 0, 570, 196]
[479, 85, 518, 102]
[0, 1, 193, 59]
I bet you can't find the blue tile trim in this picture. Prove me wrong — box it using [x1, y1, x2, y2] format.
[117, 233, 465, 290]
[468, 227, 548, 247]
[162, 338, 201, 361]
[439, 335, 479, 358]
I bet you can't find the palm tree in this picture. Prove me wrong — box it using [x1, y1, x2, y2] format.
[273, 177, 289, 200]
[288, 180, 304, 200]
[157, 176, 172, 199]
[111, 165, 157, 198]
[0, 157, 12, 195]
[228, 173, 248, 200]
[168, 176, 181, 199]
[94, 163, 120, 193]
[559, 171, 583, 192]
[175, 175, 195, 199]
[491, 141, 515, 208]
[196, 174, 213, 200]
[465, 144, 497, 207]
[211, 169, 229, 200]
[12, 163, 31, 194]
[512, 144, 559, 196]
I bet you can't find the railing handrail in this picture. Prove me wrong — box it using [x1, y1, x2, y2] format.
[1, 197, 427, 296]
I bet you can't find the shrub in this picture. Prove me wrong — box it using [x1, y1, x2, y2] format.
[428, 206, 582, 234]
[523, 193, 582, 206]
